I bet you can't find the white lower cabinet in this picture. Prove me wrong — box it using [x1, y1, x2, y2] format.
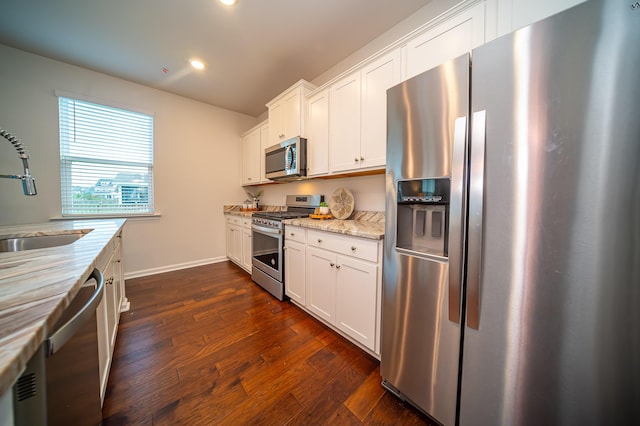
[286, 225, 382, 357]
[335, 255, 378, 351]
[241, 225, 252, 271]
[96, 231, 126, 403]
[284, 226, 306, 305]
[305, 246, 338, 324]
[225, 215, 252, 273]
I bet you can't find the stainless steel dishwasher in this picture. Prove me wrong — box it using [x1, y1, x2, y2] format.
[13, 268, 104, 425]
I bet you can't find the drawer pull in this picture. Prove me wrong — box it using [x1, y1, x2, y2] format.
[336, 264, 341, 269]
[290, 233, 295, 236]
[351, 246, 356, 251]
[330, 262, 335, 267]
[317, 238, 322, 243]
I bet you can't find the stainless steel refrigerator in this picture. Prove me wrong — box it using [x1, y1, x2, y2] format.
[381, 1, 640, 425]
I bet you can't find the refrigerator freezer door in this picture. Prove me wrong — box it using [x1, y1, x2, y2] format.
[382, 53, 470, 426]
[460, 1, 640, 424]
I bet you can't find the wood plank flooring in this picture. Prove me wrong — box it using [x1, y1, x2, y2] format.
[102, 261, 434, 425]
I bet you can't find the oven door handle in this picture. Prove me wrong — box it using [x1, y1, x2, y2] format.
[252, 224, 283, 236]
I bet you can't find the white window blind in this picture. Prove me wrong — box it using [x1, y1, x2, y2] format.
[59, 96, 154, 216]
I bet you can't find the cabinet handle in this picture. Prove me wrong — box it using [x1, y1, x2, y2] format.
[279, 134, 285, 138]
[248, 177, 252, 181]
[330, 262, 335, 267]
[360, 156, 364, 161]
[336, 264, 341, 269]
[317, 238, 322, 243]
[283, 247, 287, 251]
[290, 233, 295, 236]
[351, 246, 356, 251]
[354, 157, 359, 162]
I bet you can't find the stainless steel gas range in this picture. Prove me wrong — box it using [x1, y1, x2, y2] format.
[251, 195, 322, 300]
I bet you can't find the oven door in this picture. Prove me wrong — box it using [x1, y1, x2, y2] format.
[251, 223, 283, 282]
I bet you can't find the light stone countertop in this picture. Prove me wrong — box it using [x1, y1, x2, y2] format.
[284, 211, 385, 240]
[223, 205, 285, 217]
[224, 205, 385, 240]
[0, 219, 126, 397]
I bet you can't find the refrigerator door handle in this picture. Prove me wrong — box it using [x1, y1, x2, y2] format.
[448, 115, 467, 324]
[466, 110, 486, 330]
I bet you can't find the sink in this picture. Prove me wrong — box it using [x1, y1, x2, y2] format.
[0, 233, 86, 252]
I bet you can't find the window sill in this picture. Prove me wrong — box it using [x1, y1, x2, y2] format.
[51, 213, 162, 220]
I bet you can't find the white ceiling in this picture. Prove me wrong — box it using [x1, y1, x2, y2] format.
[0, 0, 431, 117]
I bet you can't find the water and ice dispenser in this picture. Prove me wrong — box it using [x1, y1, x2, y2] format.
[396, 178, 450, 258]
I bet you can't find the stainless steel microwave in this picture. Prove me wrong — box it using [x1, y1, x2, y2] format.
[264, 136, 307, 181]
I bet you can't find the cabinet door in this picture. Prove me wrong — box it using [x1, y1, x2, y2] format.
[225, 224, 241, 264]
[360, 49, 401, 169]
[268, 101, 284, 145]
[225, 224, 234, 259]
[241, 128, 261, 185]
[282, 89, 301, 140]
[96, 265, 111, 401]
[305, 246, 336, 323]
[259, 123, 270, 182]
[505, 0, 586, 36]
[241, 226, 252, 272]
[405, 3, 485, 80]
[113, 239, 123, 313]
[232, 225, 242, 265]
[335, 255, 379, 351]
[330, 72, 362, 173]
[285, 239, 306, 304]
[306, 89, 329, 176]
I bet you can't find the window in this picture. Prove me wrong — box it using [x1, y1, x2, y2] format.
[59, 96, 154, 216]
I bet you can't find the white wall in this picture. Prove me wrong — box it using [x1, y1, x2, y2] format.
[0, 44, 256, 276]
[256, 174, 386, 212]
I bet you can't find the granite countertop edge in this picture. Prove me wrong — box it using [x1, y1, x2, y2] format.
[224, 206, 385, 240]
[0, 218, 126, 398]
[283, 217, 385, 240]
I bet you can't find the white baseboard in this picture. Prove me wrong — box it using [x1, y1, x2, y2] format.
[124, 256, 228, 279]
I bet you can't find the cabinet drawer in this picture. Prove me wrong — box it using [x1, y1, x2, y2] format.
[285, 225, 306, 244]
[225, 215, 242, 225]
[307, 230, 378, 262]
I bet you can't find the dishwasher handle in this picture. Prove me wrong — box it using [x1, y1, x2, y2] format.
[46, 268, 104, 357]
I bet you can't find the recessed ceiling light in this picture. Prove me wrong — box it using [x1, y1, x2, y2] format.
[190, 59, 206, 70]
[220, 0, 238, 6]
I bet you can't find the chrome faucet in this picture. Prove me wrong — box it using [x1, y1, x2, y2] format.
[1, 128, 37, 196]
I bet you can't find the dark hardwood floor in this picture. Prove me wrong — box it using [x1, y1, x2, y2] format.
[102, 261, 434, 425]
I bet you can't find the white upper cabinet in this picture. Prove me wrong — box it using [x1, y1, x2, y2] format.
[489, 0, 587, 38]
[306, 88, 330, 176]
[330, 48, 401, 174]
[329, 71, 361, 173]
[360, 48, 401, 169]
[241, 127, 261, 185]
[259, 122, 269, 183]
[241, 120, 268, 186]
[404, 2, 485, 80]
[266, 80, 316, 147]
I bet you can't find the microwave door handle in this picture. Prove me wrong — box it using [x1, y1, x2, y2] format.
[285, 146, 294, 170]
